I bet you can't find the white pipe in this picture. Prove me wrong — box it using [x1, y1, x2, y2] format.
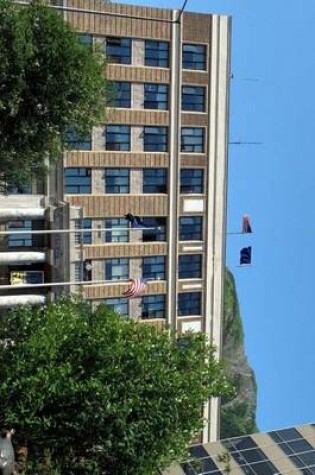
[0, 252, 46, 264]
[0, 295, 46, 307]
[0, 226, 158, 236]
[0, 208, 45, 219]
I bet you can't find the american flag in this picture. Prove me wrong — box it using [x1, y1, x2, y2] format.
[122, 278, 147, 299]
[241, 215, 252, 234]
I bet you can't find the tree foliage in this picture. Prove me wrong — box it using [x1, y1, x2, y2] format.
[0, 299, 231, 475]
[0, 0, 108, 187]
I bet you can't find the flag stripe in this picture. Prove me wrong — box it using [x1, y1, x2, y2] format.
[122, 278, 147, 298]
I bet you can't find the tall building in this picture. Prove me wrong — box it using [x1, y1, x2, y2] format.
[165, 423, 315, 474]
[0, 0, 231, 442]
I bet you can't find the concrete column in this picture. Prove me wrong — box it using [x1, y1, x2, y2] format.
[131, 127, 144, 151]
[132, 39, 145, 66]
[93, 126, 105, 151]
[92, 169, 105, 194]
[0, 252, 46, 264]
[132, 84, 144, 109]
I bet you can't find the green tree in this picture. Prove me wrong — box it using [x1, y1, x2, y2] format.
[0, 299, 231, 475]
[0, 0, 108, 188]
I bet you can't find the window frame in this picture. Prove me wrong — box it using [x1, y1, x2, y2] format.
[105, 258, 129, 281]
[110, 81, 131, 108]
[179, 216, 203, 241]
[142, 217, 166, 242]
[182, 43, 207, 70]
[7, 220, 32, 248]
[142, 256, 166, 280]
[178, 292, 202, 316]
[106, 125, 131, 151]
[144, 83, 169, 110]
[181, 127, 205, 153]
[144, 126, 168, 152]
[106, 37, 132, 65]
[105, 218, 129, 243]
[74, 218, 92, 244]
[145, 40, 169, 68]
[104, 297, 129, 317]
[141, 294, 165, 319]
[179, 254, 202, 279]
[182, 85, 206, 112]
[64, 167, 92, 194]
[105, 168, 130, 194]
[180, 169, 204, 194]
[143, 168, 167, 193]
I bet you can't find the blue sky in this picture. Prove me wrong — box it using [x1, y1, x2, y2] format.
[122, 0, 315, 431]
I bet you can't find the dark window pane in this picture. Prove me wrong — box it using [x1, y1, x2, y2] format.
[110, 81, 131, 108]
[106, 125, 131, 151]
[182, 86, 206, 111]
[179, 255, 202, 279]
[180, 169, 204, 194]
[144, 83, 168, 110]
[143, 168, 167, 193]
[144, 126, 168, 152]
[64, 167, 91, 194]
[178, 292, 201, 316]
[106, 37, 131, 64]
[78, 34, 93, 47]
[141, 294, 165, 319]
[145, 40, 169, 67]
[142, 217, 166, 242]
[179, 216, 203, 241]
[105, 168, 130, 194]
[182, 44, 207, 70]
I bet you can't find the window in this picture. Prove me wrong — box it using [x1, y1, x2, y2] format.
[104, 297, 128, 317]
[181, 446, 221, 475]
[110, 81, 131, 108]
[178, 292, 201, 316]
[144, 127, 168, 152]
[106, 37, 131, 64]
[179, 216, 203, 241]
[105, 258, 129, 281]
[144, 84, 168, 110]
[141, 295, 165, 319]
[179, 255, 202, 279]
[182, 44, 207, 70]
[64, 168, 91, 194]
[74, 218, 92, 244]
[143, 256, 166, 280]
[75, 260, 92, 282]
[7, 220, 32, 247]
[65, 130, 91, 150]
[143, 169, 167, 193]
[106, 125, 130, 151]
[180, 169, 204, 194]
[145, 40, 169, 67]
[181, 127, 205, 153]
[105, 218, 129, 243]
[224, 436, 279, 475]
[182, 86, 206, 111]
[78, 34, 93, 47]
[269, 429, 315, 475]
[105, 169, 130, 194]
[142, 217, 166, 242]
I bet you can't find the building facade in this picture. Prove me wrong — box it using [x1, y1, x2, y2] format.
[0, 0, 231, 442]
[165, 423, 315, 474]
